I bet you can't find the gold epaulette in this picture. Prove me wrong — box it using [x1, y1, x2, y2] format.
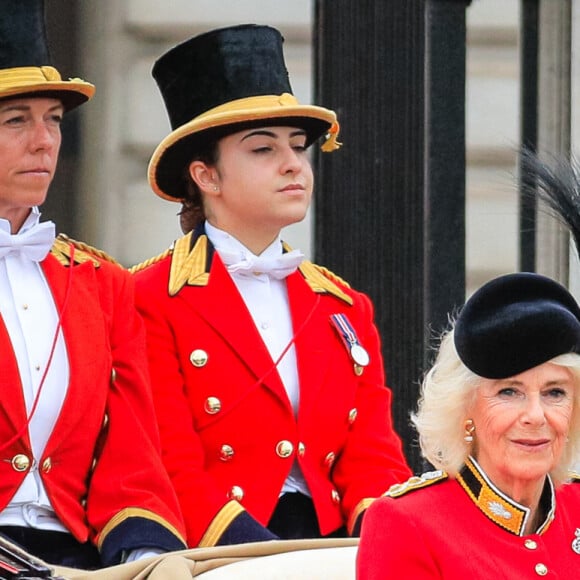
[384, 471, 448, 499]
[51, 234, 120, 267]
[129, 247, 173, 275]
[296, 258, 353, 306]
[568, 471, 580, 483]
[312, 263, 351, 289]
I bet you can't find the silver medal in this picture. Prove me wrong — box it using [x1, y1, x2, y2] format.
[572, 528, 580, 554]
[350, 344, 370, 367]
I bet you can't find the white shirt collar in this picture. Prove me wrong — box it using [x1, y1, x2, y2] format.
[0, 207, 42, 235]
[204, 221, 285, 262]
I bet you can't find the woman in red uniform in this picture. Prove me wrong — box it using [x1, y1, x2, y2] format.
[0, 0, 185, 568]
[132, 24, 411, 547]
[357, 271, 580, 578]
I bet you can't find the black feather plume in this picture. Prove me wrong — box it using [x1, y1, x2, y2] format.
[520, 148, 580, 255]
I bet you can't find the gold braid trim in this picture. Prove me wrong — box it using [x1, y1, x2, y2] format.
[51, 234, 120, 268]
[312, 264, 351, 288]
[280, 242, 352, 305]
[348, 497, 376, 535]
[384, 471, 448, 499]
[96, 507, 185, 549]
[129, 247, 172, 274]
[198, 501, 246, 548]
[57, 234, 119, 264]
[298, 260, 353, 305]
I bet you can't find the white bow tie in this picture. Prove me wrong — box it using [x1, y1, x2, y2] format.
[0, 221, 56, 262]
[220, 248, 305, 280]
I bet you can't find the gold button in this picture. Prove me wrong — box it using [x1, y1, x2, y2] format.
[324, 452, 336, 468]
[22, 304, 28, 310]
[204, 397, 222, 414]
[524, 539, 538, 550]
[535, 563, 548, 576]
[228, 486, 244, 501]
[220, 445, 234, 462]
[297, 442, 305, 457]
[110, 368, 117, 383]
[348, 408, 358, 424]
[190, 349, 209, 368]
[41, 457, 52, 473]
[11, 454, 30, 472]
[331, 489, 341, 504]
[354, 365, 363, 376]
[276, 440, 294, 458]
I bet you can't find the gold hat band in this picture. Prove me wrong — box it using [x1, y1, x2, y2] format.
[192, 93, 341, 152]
[0, 66, 65, 86]
[197, 93, 300, 119]
[0, 66, 94, 103]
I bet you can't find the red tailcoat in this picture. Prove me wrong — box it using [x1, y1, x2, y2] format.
[358, 458, 580, 579]
[0, 236, 185, 564]
[133, 230, 411, 547]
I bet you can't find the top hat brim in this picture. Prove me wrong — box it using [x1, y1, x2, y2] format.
[148, 94, 338, 201]
[0, 66, 94, 111]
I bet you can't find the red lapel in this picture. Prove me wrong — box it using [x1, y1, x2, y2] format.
[0, 316, 29, 437]
[40, 255, 108, 450]
[176, 255, 291, 405]
[286, 270, 331, 422]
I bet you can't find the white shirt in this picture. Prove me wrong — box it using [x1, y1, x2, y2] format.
[0, 209, 68, 531]
[205, 222, 310, 497]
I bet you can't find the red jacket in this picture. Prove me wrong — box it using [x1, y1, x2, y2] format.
[133, 230, 411, 547]
[0, 236, 185, 565]
[357, 457, 580, 579]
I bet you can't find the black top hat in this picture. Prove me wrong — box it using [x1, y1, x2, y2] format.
[0, 0, 94, 111]
[148, 24, 340, 201]
[454, 272, 580, 379]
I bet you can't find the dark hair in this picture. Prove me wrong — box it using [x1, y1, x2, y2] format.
[178, 140, 220, 233]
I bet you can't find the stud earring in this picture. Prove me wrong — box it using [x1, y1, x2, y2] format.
[464, 419, 475, 443]
[213, 185, 219, 192]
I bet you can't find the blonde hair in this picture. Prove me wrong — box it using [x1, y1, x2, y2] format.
[412, 329, 580, 484]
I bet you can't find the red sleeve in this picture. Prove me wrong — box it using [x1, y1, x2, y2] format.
[330, 291, 412, 530]
[357, 496, 440, 579]
[85, 264, 186, 558]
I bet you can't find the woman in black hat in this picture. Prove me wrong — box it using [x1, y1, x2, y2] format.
[0, 0, 186, 569]
[357, 272, 580, 578]
[132, 24, 411, 548]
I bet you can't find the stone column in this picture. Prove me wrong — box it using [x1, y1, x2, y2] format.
[314, 0, 470, 472]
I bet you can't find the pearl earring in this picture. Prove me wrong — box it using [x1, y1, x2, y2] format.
[464, 419, 475, 443]
[213, 185, 219, 192]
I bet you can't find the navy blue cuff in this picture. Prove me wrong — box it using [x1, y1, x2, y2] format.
[217, 511, 278, 546]
[100, 517, 185, 567]
[351, 510, 365, 537]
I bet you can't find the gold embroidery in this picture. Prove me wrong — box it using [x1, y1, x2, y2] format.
[385, 471, 448, 498]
